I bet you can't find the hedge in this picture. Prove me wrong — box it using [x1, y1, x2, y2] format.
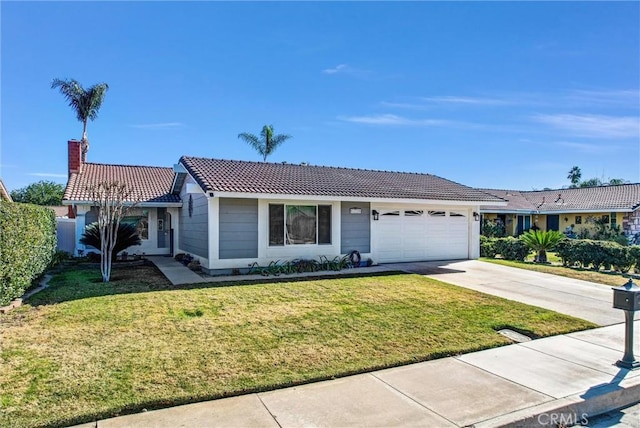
[0, 202, 57, 306]
[481, 236, 530, 261]
[551, 239, 640, 273]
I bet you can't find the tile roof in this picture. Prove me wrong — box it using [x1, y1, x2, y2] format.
[63, 163, 180, 204]
[179, 156, 504, 203]
[481, 184, 640, 212]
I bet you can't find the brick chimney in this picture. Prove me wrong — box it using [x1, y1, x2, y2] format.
[67, 139, 82, 218]
[68, 139, 82, 177]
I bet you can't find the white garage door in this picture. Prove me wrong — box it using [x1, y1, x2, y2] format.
[372, 208, 469, 263]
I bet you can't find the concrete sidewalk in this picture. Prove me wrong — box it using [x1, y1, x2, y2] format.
[75, 321, 640, 428]
[147, 255, 393, 286]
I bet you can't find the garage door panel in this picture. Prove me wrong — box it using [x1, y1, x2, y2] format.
[373, 207, 469, 263]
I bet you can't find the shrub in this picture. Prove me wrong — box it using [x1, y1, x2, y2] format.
[0, 203, 57, 305]
[480, 236, 498, 258]
[494, 237, 530, 261]
[482, 219, 506, 238]
[555, 239, 634, 272]
[79, 222, 142, 258]
[49, 250, 71, 268]
[629, 246, 640, 273]
[519, 230, 565, 263]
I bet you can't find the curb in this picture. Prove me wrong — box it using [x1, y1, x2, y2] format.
[475, 374, 640, 427]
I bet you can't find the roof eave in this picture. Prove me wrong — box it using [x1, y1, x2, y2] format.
[63, 200, 182, 208]
[209, 191, 505, 206]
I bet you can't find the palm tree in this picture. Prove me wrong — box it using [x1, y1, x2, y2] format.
[51, 78, 109, 162]
[567, 166, 582, 188]
[238, 125, 292, 162]
[520, 230, 565, 263]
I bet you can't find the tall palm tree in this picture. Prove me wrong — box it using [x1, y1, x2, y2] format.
[51, 78, 109, 162]
[567, 166, 582, 188]
[238, 125, 292, 162]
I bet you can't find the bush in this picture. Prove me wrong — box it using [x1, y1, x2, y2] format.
[480, 236, 498, 258]
[555, 239, 635, 272]
[80, 222, 142, 258]
[0, 203, 57, 305]
[494, 237, 530, 261]
[629, 246, 640, 273]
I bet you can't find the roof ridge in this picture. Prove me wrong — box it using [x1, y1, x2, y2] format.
[179, 155, 483, 189]
[83, 162, 173, 170]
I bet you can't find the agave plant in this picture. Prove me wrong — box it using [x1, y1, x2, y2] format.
[520, 230, 565, 263]
[80, 222, 141, 258]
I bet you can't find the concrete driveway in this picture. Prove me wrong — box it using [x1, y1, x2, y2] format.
[383, 260, 637, 326]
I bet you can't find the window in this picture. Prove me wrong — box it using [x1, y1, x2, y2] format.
[575, 215, 582, 225]
[269, 205, 284, 246]
[404, 210, 424, 216]
[428, 211, 446, 217]
[602, 215, 610, 223]
[381, 210, 400, 216]
[121, 209, 149, 240]
[611, 212, 617, 227]
[450, 212, 466, 217]
[269, 204, 331, 246]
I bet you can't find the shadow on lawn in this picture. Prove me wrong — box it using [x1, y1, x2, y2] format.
[26, 263, 406, 306]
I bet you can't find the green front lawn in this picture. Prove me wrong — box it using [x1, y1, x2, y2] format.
[482, 257, 636, 287]
[0, 265, 596, 428]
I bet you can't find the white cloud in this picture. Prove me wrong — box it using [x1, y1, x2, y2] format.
[556, 141, 619, 154]
[421, 95, 513, 106]
[28, 173, 67, 178]
[565, 89, 640, 108]
[338, 114, 451, 126]
[130, 122, 184, 130]
[531, 114, 639, 138]
[322, 64, 349, 74]
[321, 64, 370, 77]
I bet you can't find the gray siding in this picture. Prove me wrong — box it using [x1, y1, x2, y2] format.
[219, 198, 258, 259]
[179, 180, 209, 258]
[341, 202, 370, 253]
[56, 219, 76, 254]
[85, 207, 98, 225]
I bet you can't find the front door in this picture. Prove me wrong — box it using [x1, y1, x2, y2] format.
[547, 215, 560, 231]
[516, 215, 531, 235]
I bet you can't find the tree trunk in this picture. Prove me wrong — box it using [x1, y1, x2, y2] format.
[81, 121, 89, 162]
[538, 249, 547, 263]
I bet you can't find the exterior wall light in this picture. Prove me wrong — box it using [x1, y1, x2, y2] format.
[473, 212, 480, 221]
[372, 210, 379, 221]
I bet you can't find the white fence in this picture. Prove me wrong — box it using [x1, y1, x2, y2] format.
[56, 218, 76, 254]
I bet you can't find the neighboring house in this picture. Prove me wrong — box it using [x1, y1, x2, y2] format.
[63, 140, 182, 257]
[0, 178, 12, 202]
[62, 140, 506, 273]
[480, 185, 640, 240]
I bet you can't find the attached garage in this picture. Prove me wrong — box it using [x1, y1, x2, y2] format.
[372, 206, 471, 263]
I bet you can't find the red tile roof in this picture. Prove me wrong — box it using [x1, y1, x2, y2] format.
[481, 184, 640, 212]
[63, 163, 180, 204]
[180, 156, 503, 202]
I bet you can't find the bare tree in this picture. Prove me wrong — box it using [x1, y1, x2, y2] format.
[86, 181, 137, 282]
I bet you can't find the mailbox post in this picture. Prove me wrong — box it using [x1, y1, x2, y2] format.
[612, 279, 640, 370]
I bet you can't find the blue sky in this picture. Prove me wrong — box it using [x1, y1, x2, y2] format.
[1, 1, 639, 193]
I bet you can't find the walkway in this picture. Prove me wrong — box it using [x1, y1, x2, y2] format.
[147, 255, 393, 286]
[74, 322, 640, 427]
